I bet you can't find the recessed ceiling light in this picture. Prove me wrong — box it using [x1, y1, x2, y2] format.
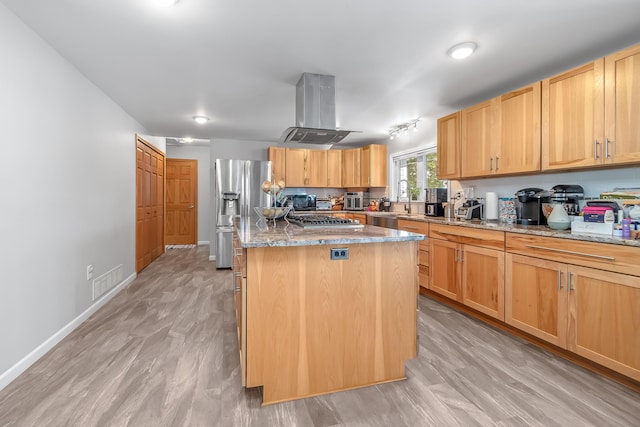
[153, 0, 178, 7]
[182, 137, 194, 143]
[447, 42, 477, 60]
[192, 115, 210, 124]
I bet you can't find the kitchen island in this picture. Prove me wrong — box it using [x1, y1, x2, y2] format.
[232, 218, 425, 405]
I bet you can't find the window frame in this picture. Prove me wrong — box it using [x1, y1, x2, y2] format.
[391, 145, 445, 202]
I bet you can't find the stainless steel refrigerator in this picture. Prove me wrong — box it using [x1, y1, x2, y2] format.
[214, 159, 272, 268]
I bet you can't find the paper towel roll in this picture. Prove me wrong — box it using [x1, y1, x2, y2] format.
[485, 192, 499, 220]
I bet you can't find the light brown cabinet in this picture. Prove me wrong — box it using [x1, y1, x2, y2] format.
[360, 144, 387, 187]
[436, 112, 461, 179]
[268, 146, 286, 184]
[342, 148, 361, 187]
[284, 148, 327, 187]
[461, 83, 541, 178]
[327, 150, 342, 187]
[232, 232, 247, 386]
[506, 233, 640, 381]
[542, 43, 640, 170]
[428, 224, 505, 320]
[398, 219, 429, 290]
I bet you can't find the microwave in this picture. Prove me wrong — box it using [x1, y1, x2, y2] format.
[345, 191, 367, 211]
[291, 194, 316, 211]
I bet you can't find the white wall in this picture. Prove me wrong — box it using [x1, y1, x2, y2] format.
[166, 144, 211, 245]
[0, 4, 146, 387]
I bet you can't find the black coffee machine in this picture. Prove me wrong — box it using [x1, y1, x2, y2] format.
[515, 187, 550, 225]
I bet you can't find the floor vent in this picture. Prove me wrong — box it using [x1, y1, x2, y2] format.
[166, 244, 196, 249]
[92, 264, 123, 301]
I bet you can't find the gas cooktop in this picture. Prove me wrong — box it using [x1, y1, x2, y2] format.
[287, 214, 364, 229]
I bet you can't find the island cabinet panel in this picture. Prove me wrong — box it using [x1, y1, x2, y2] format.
[244, 241, 418, 405]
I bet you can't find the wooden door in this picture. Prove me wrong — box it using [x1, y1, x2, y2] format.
[541, 61, 605, 170]
[285, 148, 307, 187]
[604, 43, 640, 166]
[165, 159, 197, 245]
[567, 265, 640, 381]
[342, 148, 361, 187]
[461, 99, 497, 178]
[136, 136, 165, 272]
[461, 245, 505, 321]
[429, 239, 460, 301]
[268, 147, 286, 185]
[327, 150, 342, 187]
[437, 112, 461, 179]
[496, 83, 541, 175]
[307, 150, 327, 187]
[505, 254, 567, 348]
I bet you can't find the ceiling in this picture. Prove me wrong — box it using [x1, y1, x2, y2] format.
[3, 0, 640, 147]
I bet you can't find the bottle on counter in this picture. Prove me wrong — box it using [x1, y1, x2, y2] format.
[622, 218, 631, 239]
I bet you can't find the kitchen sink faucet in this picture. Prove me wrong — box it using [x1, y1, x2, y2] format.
[397, 179, 411, 214]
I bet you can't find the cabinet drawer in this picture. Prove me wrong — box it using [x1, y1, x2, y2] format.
[419, 249, 429, 266]
[506, 233, 640, 277]
[429, 223, 504, 251]
[398, 219, 429, 250]
[419, 264, 429, 289]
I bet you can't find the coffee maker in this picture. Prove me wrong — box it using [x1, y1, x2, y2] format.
[515, 187, 550, 225]
[550, 184, 584, 216]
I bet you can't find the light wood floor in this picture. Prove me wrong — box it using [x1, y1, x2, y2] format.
[1, 246, 638, 426]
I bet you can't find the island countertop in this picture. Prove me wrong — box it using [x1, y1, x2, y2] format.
[236, 218, 425, 248]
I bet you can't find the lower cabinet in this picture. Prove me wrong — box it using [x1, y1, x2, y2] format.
[429, 224, 505, 321]
[232, 233, 247, 386]
[506, 233, 640, 382]
[397, 219, 429, 290]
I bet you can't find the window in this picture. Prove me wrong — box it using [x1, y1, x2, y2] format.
[392, 147, 446, 202]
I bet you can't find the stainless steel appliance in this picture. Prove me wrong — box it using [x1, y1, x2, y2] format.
[316, 198, 332, 210]
[424, 202, 444, 217]
[425, 188, 447, 203]
[515, 187, 550, 225]
[550, 184, 584, 216]
[379, 198, 391, 212]
[291, 194, 317, 210]
[345, 191, 367, 211]
[214, 159, 272, 268]
[287, 214, 364, 229]
[455, 200, 483, 220]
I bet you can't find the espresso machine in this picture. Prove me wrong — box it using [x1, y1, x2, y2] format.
[550, 184, 584, 216]
[515, 187, 550, 225]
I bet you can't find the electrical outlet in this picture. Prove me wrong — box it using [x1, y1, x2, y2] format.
[330, 248, 349, 260]
[86, 265, 93, 280]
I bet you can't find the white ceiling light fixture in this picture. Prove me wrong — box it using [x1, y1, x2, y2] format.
[192, 115, 210, 124]
[181, 137, 194, 143]
[447, 42, 477, 60]
[152, 0, 178, 8]
[388, 118, 420, 140]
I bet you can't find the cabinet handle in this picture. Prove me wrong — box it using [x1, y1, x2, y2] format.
[234, 248, 243, 257]
[234, 271, 242, 277]
[234, 285, 240, 293]
[594, 139, 600, 160]
[557, 269, 562, 291]
[489, 157, 494, 171]
[459, 248, 464, 263]
[605, 138, 611, 158]
[454, 248, 458, 262]
[567, 272, 572, 292]
[495, 156, 499, 170]
[403, 226, 419, 230]
[524, 245, 615, 261]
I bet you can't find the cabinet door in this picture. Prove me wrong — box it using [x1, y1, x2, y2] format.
[307, 150, 327, 187]
[361, 144, 387, 187]
[285, 148, 307, 187]
[496, 83, 541, 175]
[505, 254, 568, 348]
[437, 112, 461, 179]
[604, 44, 640, 166]
[342, 148, 361, 187]
[461, 245, 505, 321]
[351, 213, 367, 224]
[327, 150, 342, 187]
[541, 61, 605, 170]
[268, 147, 286, 184]
[429, 239, 461, 301]
[461, 99, 497, 178]
[567, 265, 640, 381]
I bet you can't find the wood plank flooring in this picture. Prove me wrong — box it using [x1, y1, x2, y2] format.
[0, 246, 638, 426]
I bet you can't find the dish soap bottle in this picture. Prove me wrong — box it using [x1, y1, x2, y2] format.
[547, 204, 571, 230]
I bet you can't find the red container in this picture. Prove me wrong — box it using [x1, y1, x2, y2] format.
[582, 206, 611, 223]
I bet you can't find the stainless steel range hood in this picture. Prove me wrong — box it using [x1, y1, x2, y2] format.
[281, 73, 353, 145]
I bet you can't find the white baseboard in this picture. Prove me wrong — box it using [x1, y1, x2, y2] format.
[209, 255, 216, 261]
[0, 272, 136, 391]
[197, 240, 210, 246]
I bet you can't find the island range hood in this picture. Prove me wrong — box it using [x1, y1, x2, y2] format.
[281, 73, 353, 145]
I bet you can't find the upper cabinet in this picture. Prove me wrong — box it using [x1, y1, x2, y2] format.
[327, 150, 342, 188]
[360, 144, 387, 187]
[604, 44, 640, 165]
[284, 148, 327, 187]
[542, 43, 640, 170]
[461, 83, 541, 178]
[436, 112, 461, 179]
[307, 150, 328, 187]
[342, 148, 361, 187]
[268, 147, 286, 184]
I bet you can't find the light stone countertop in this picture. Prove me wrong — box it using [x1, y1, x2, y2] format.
[394, 214, 640, 248]
[236, 217, 425, 248]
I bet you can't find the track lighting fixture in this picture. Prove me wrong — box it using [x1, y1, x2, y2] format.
[388, 118, 420, 140]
